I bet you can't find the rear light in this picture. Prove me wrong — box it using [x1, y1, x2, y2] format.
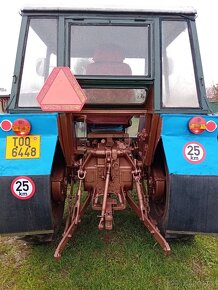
[12, 118, 31, 136]
[188, 116, 206, 134]
[189, 117, 217, 134]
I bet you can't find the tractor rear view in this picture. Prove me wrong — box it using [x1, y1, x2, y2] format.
[0, 7, 217, 260]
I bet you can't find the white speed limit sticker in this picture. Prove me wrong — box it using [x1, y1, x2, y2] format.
[11, 176, 35, 200]
[183, 142, 206, 164]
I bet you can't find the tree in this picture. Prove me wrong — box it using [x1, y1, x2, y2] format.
[207, 84, 218, 101]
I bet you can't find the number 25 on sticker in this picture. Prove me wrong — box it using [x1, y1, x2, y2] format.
[11, 176, 35, 200]
[183, 142, 206, 164]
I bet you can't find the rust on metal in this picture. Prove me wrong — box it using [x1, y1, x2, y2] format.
[58, 113, 76, 167]
[55, 133, 171, 259]
[50, 57, 170, 260]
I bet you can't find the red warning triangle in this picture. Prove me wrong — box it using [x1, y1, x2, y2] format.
[36, 67, 87, 112]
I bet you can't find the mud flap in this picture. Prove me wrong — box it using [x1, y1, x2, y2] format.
[166, 174, 218, 234]
[0, 175, 54, 235]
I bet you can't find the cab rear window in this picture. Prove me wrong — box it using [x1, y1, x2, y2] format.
[70, 25, 150, 77]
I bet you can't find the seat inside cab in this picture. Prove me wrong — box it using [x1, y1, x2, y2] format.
[85, 45, 134, 132]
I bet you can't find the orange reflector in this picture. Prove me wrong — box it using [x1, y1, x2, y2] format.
[12, 119, 31, 136]
[188, 116, 206, 134]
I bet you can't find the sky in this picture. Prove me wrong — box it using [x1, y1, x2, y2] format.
[0, 0, 217, 93]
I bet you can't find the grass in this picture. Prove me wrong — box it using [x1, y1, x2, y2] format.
[0, 207, 217, 290]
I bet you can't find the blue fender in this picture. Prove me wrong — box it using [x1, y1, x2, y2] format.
[0, 113, 58, 176]
[161, 114, 218, 234]
[0, 113, 59, 235]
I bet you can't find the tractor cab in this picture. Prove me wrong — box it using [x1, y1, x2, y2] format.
[1, 7, 217, 260]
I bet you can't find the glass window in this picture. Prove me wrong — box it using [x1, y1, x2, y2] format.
[84, 88, 147, 104]
[162, 21, 199, 108]
[19, 19, 57, 107]
[70, 25, 150, 76]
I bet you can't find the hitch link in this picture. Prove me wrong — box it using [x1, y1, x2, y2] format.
[127, 163, 171, 256]
[98, 150, 112, 230]
[54, 167, 91, 261]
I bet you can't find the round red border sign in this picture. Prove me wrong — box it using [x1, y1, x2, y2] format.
[11, 176, 35, 200]
[183, 142, 206, 164]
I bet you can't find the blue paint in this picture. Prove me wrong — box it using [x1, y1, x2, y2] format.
[0, 113, 58, 176]
[161, 114, 218, 175]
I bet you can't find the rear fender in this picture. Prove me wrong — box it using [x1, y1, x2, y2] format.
[161, 114, 218, 234]
[0, 113, 59, 235]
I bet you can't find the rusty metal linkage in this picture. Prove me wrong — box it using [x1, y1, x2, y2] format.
[126, 163, 171, 256]
[54, 139, 170, 260]
[98, 150, 112, 230]
[54, 174, 91, 261]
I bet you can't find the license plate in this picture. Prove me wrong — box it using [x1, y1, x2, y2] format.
[6, 135, 40, 159]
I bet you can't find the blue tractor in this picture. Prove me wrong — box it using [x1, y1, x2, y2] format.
[0, 7, 217, 259]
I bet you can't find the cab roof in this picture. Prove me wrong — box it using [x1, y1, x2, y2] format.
[21, 6, 197, 15]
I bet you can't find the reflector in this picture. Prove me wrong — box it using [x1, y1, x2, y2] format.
[1, 119, 12, 131]
[36, 67, 87, 112]
[206, 120, 217, 132]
